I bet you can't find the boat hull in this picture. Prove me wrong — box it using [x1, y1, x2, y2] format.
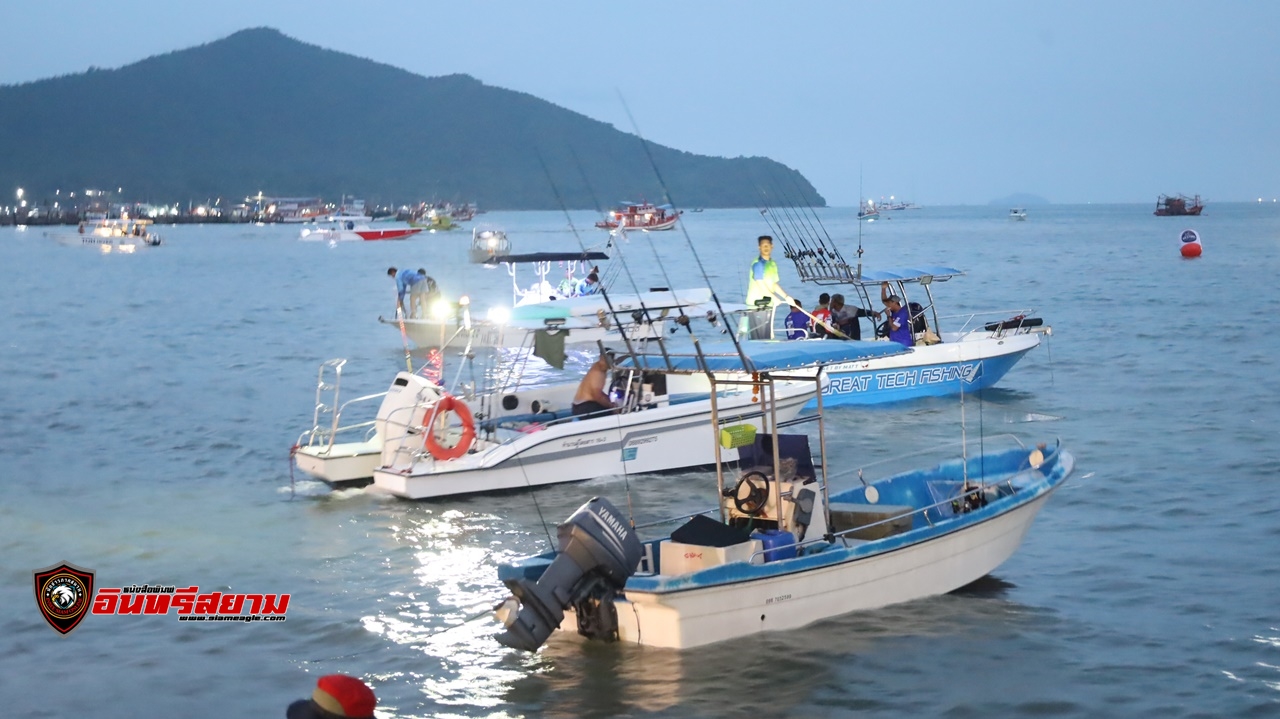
[810, 332, 1041, 407]
[370, 385, 815, 499]
[294, 440, 381, 484]
[607, 481, 1062, 649]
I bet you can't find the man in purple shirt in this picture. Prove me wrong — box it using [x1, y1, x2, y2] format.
[880, 283, 915, 347]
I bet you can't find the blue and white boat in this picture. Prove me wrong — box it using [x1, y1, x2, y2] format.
[764, 266, 1050, 406]
[491, 345, 1074, 651]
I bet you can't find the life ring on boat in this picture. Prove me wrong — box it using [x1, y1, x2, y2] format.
[423, 394, 476, 461]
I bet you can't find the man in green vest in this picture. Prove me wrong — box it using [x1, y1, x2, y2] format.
[742, 235, 794, 339]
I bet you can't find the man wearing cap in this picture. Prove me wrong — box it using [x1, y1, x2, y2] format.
[743, 235, 793, 339]
[880, 281, 915, 347]
[288, 674, 376, 719]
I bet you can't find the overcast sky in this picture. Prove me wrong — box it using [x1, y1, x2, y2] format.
[2, 1, 1276, 206]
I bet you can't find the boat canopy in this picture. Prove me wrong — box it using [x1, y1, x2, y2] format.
[847, 266, 964, 285]
[483, 251, 609, 265]
[618, 339, 907, 374]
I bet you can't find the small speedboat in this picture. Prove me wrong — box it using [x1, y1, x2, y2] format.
[299, 215, 423, 242]
[492, 347, 1074, 650]
[1009, 208, 1027, 221]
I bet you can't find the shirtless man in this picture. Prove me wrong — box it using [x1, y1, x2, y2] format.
[571, 353, 616, 416]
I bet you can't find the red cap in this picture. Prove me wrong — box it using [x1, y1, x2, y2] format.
[287, 674, 376, 719]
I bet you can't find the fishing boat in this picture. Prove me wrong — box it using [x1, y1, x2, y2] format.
[379, 248, 738, 351]
[292, 359, 389, 484]
[1009, 208, 1027, 221]
[595, 202, 682, 231]
[364, 339, 907, 498]
[46, 217, 163, 252]
[299, 215, 423, 242]
[857, 200, 879, 220]
[751, 265, 1049, 406]
[1154, 194, 1204, 216]
[491, 340, 1074, 651]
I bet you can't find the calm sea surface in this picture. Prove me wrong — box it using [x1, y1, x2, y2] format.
[3, 204, 1279, 717]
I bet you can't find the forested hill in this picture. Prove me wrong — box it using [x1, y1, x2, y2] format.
[0, 28, 823, 209]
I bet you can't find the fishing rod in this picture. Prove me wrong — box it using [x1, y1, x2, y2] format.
[534, 150, 648, 365]
[566, 146, 683, 359]
[617, 96, 751, 373]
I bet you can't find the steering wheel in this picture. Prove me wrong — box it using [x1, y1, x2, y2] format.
[728, 471, 771, 515]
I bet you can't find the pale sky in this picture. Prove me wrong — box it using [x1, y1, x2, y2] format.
[2, 0, 1276, 206]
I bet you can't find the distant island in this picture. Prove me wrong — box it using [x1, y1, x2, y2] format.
[989, 193, 1050, 206]
[0, 28, 823, 215]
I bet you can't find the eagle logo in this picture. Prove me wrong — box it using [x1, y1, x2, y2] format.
[34, 562, 96, 635]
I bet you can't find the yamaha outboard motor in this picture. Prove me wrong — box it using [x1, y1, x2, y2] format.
[495, 497, 642, 651]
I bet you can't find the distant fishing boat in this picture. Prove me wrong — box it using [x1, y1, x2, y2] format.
[46, 217, 163, 251]
[1154, 194, 1204, 216]
[1009, 208, 1027, 221]
[857, 200, 879, 220]
[595, 201, 681, 231]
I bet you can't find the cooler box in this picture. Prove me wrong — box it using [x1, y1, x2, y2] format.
[659, 539, 762, 575]
[751, 529, 797, 562]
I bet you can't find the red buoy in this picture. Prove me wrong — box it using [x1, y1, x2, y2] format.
[1179, 229, 1202, 258]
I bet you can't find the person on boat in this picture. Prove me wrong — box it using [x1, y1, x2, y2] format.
[575, 272, 601, 296]
[830, 293, 880, 341]
[880, 284, 915, 347]
[413, 268, 440, 319]
[743, 235, 794, 339]
[287, 674, 376, 719]
[571, 352, 617, 417]
[387, 266, 424, 318]
[784, 300, 809, 339]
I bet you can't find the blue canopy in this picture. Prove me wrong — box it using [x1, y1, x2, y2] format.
[617, 339, 907, 374]
[848, 266, 964, 285]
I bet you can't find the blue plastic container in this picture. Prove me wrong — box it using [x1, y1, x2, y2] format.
[751, 529, 797, 562]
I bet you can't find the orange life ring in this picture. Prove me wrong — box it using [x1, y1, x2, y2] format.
[423, 394, 476, 461]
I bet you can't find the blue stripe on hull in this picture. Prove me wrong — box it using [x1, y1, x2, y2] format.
[808, 348, 1032, 408]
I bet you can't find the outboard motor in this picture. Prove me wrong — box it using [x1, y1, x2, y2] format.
[495, 497, 642, 652]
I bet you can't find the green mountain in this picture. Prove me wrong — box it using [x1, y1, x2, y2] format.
[0, 28, 823, 210]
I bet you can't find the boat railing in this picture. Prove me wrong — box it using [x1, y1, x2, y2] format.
[297, 391, 387, 452]
[743, 438, 1057, 562]
[824, 433, 1029, 488]
[941, 309, 1040, 334]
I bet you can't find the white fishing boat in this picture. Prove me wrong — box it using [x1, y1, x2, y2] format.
[379, 248, 740, 351]
[291, 359, 388, 484]
[492, 342, 1074, 651]
[1009, 208, 1027, 221]
[46, 217, 163, 252]
[367, 341, 904, 500]
[299, 214, 423, 242]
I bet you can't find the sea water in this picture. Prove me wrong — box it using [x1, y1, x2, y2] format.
[2, 204, 1279, 717]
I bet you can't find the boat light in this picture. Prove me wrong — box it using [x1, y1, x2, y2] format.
[430, 301, 451, 320]
[458, 295, 471, 307]
[486, 307, 510, 325]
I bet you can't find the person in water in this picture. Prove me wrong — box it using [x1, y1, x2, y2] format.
[571, 351, 617, 416]
[743, 235, 793, 339]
